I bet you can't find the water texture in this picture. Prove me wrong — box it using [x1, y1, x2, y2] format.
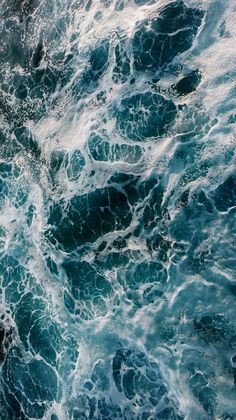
[0, 0, 236, 418]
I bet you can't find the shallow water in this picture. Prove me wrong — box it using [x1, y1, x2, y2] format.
[0, 0, 236, 418]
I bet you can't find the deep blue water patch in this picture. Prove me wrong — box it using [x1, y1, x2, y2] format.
[133, 0, 204, 72]
[115, 92, 177, 140]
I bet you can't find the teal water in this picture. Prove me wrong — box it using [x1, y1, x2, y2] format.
[0, 0, 236, 419]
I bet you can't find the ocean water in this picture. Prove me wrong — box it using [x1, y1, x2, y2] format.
[0, 0, 236, 418]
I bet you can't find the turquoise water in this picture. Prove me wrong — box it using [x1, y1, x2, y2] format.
[0, 0, 236, 418]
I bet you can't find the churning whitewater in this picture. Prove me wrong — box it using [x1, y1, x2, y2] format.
[0, 0, 236, 419]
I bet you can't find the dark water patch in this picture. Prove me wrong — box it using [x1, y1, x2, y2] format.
[174, 69, 202, 96]
[32, 38, 44, 68]
[133, 1, 204, 72]
[62, 260, 112, 319]
[229, 284, 236, 298]
[228, 114, 236, 124]
[14, 126, 41, 160]
[88, 133, 142, 163]
[96, 249, 130, 271]
[47, 171, 164, 256]
[0, 255, 63, 365]
[189, 368, 216, 416]
[69, 346, 183, 418]
[213, 175, 236, 212]
[146, 234, 172, 263]
[31, 66, 59, 97]
[49, 150, 65, 179]
[198, 190, 214, 213]
[0, 318, 14, 364]
[134, 0, 154, 4]
[108, 172, 162, 210]
[112, 347, 183, 417]
[90, 39, 110, 81]
[116, 257, 168, 306]
[47, 185, 132, 251]
[88, 134, 110, 162]
[194, 313, 235, 346]
[6, 0, 42, 18]
[112, 38, 130, 84]
[0, 251, 80, 418]
[1, 347, 60, 419]
[0, 22, 25, 68]
[115, 92, 176, 140]
[14, 292, 62, 365]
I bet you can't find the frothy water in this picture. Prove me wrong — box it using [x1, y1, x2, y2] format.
[0, 0, 236, 418]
